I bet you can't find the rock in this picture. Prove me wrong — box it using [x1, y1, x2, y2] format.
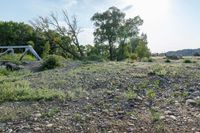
[6, 129, 13, 133]
[46, 124, 53, 128]
[186, 99, 196, 106]
[34, 127, 42, 132]
[164, 110, 174, 115]
[169, 115, 177, 120]
[33, 113, 42, 118]
[160, 116, 165, 120]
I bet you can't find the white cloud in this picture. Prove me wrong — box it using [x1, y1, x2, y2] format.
[78, 27, 94, 45]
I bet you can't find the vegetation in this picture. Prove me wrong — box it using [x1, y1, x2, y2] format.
[41, 55, 63, 70]
[183, 59, 192, 63]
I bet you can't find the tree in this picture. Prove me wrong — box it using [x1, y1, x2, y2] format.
[91, 7, 144, 61]
[0, 21, 34, 46]
[91, 7, 125, 60]
[135, 34, 150, 60]
[30, 10, 84, 60]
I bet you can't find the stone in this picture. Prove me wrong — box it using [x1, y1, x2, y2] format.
[34, 127, 42, 132]
[46, 124, 53, 128]
[33, 113, 42, 118]
[164, 110, 174, 115]
[186, 99, 196, 106]
[169, 115, 177, 120]
[6, 129, 13, 133]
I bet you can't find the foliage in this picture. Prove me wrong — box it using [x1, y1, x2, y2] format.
[41, 55, 63, 70]
[123, 89, 137, 101]
[42, 107, 60, 118]
[91, 7, 145, 60]
[0, 21, 34, 46]
[0, 68, 10, 76]
[117, 43, 131, 61]
[135, 40, 150, 60]
[165, 59, 171, 63]
[183, 59, 192, 63]
[130, 53, 138, 61]
[0, 80, 66, 103]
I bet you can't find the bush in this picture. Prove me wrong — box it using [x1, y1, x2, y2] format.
[86, 54, 105, 62]
[183, 59, 192, 63]
[142, 57, 153, 62]
[0, 68, 10, 76]
[130, 53, 138, 61]
[165, 59, 171, 63]
[41, 55, 63, 70]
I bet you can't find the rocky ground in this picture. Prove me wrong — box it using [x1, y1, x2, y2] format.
[0, 57, 200, 133]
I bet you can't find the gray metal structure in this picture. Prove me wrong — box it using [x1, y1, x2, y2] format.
[0, 45, 42, 61]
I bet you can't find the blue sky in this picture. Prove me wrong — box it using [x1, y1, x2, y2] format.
[0, 0, 200, 53]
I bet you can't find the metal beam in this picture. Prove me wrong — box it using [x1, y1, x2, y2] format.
[0, 45, 42, 61]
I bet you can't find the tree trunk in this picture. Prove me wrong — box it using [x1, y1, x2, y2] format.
[109, 41, 114, 61]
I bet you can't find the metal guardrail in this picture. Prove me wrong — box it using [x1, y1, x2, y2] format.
[0, 45, 42, 61]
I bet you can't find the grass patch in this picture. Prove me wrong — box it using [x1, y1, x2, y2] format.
[0, 68, 10, 76]
[0, 80, 66, 103]
[123, 89, 137, 101]
[42, 107, 60, 118]
[0, 54, 35, 64]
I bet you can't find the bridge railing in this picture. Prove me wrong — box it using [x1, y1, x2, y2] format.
[0, 45, 42, 61]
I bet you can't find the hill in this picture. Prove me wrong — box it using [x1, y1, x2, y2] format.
[166, 48, 200, 56]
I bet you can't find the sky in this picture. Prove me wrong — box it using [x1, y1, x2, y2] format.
[0, 0, 200, 53]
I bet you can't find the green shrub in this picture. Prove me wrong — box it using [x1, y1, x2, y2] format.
[0, 68, 10, 76]
[142, 57, 153, 62]
[165, 59, 171, 63]
[130, 53, 138, 61]
[41, 55, 63, 70]
[86, 54, 105, 62]
[183, 59, 192, 63]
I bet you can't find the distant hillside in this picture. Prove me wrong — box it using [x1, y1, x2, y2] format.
[166, 48, 200, 56]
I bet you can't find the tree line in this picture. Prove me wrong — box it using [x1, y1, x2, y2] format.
[0, 7, 150, 61]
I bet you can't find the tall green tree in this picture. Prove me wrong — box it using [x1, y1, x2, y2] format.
[0, 21, 34, 46]
[91, 7, 144, 60]
[91, 7, 125, 60]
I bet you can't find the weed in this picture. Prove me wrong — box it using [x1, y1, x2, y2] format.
[42, 107, 60, 118]
[123, 89, 137, 101]
[150, 108, 161, 123]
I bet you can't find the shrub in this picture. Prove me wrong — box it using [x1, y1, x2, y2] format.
[86, 54, 105, 62]
[165, 59, 171, 63]
[183, 59, 192, 63]
[142, 57, 153, 62]
[130, 53, 138, 61]
[0, 68, 10, 76]
[41, 55, 63, 70]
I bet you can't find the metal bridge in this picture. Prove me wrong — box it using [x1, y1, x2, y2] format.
[0, 45, 42, 61]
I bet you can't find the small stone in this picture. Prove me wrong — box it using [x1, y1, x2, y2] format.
[46, 124, 53, 128]
[160, 116, 165, 120]
[186, 99, 196, 106]
[169, 115, 177, 120]
[33, 113, 42, 118]
[34, 127, 42, 132]
[164, 110, 174, 115]
[6, 129, 13, 133]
